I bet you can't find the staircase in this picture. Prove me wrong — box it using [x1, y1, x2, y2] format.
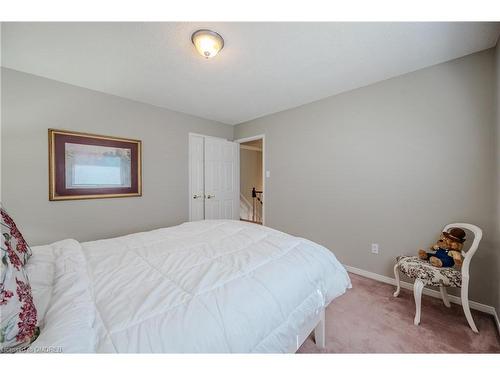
[240, 187, 263, 225]
[240, 194, 253, 222]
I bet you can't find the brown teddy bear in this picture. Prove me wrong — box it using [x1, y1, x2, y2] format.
[418, 227, 466, 268]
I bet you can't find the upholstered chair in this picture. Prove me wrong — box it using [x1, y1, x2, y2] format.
[393, 223, 482, 333]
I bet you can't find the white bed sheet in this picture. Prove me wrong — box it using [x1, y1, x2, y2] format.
[32, 220, 351, 353]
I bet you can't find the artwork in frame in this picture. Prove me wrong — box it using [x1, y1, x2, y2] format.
[48, 129, 142, 201]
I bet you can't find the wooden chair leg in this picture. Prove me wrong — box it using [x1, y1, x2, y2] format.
[413, 279, 424, 326]
[393, 263, 401, 297]
[440, 286, 451, 308]
[461, 281, 478, 333]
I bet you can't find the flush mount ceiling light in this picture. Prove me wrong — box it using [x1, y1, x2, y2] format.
[191, 29, 224, 59]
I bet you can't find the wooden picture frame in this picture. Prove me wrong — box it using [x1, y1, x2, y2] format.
[48, 129, 142, 201]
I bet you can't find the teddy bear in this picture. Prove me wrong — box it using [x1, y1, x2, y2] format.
[418, 227, 466, 268]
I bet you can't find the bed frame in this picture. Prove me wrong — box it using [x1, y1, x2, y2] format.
[289, 308, 326, 352]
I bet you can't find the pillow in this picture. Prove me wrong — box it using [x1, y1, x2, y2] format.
[29, 239, 97, 353]
[0, 206, 39, 352]
[24, 244, 56, 328]
[1, 206, 32, 267]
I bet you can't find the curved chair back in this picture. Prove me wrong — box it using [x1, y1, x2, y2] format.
[443, 223, 482, 279]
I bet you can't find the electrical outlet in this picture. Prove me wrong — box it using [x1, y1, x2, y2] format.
[371, 243, 379, 254]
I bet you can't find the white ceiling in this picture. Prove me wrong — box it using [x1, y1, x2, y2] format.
[2, 22, 500, 125]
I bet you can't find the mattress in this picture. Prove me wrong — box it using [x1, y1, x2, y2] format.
[29, 220, 351, 353]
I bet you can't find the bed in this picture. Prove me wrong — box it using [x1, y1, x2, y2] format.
[26, 220, 351, 353]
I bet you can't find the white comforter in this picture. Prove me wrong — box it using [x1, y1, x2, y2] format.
[29, 220, 351, 353]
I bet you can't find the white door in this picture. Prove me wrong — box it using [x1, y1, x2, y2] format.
[189, 134, 205, 221]
[204, 137, 239, 220]
[189, 134, 239, 221]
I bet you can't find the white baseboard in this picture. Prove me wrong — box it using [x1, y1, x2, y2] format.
[344, 265, 500, 335]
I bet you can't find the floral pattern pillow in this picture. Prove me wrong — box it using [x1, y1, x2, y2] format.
[0, 206, 38, 352]
[1, 207, 32, 267]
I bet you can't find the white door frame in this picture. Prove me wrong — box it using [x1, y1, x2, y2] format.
[188, 133, 239, 221]
[235, 134, 266, 225]
[188, 133, 205, 222]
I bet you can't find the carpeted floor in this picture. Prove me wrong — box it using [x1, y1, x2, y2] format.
[298, 273, 500, 353]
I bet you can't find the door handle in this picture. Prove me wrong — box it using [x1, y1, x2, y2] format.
[193, 194, 202, 199]
[206, 194, 215, 199]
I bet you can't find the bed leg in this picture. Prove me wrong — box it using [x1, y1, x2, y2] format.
[314, 309, 326, 349]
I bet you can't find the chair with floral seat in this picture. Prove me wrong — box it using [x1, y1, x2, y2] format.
[393, 223, 482, 333]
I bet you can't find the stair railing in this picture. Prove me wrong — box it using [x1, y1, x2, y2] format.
[251, 187, 263, 224]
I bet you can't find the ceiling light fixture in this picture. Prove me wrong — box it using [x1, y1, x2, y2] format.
[191, 29, 224, 59]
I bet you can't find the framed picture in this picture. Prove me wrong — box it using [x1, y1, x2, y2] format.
[48, 129, 142, 201]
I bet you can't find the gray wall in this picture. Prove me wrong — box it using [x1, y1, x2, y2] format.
[235, 49, 498, 307]
[1, 68, 233, 245]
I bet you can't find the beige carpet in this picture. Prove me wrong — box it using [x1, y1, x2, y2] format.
[298, 273, 500, 353]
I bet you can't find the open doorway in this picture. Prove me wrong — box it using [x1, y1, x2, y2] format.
[237, 136, 265, 225]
